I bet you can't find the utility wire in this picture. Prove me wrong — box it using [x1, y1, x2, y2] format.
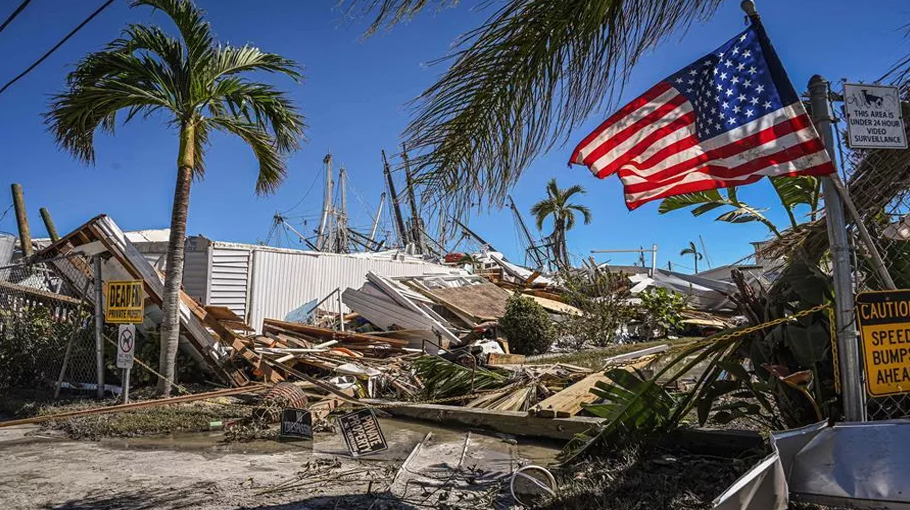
[0, 0, 32, 35]
[0, 0, 117, 96]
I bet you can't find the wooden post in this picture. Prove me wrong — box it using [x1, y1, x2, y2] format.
[40, 207, 60, 242]
[11, 183, 32, 257]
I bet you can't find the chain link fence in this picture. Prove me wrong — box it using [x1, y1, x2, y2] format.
[0, 253, 98, 394]
[837, 82, 910, 421]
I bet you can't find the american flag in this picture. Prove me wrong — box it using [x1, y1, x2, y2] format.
[570, 24, 834, 210]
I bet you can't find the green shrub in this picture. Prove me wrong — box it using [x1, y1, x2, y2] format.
[637, 288, 686, 341]
[557, 269, 636, 348]
[499, 293, 556, 355]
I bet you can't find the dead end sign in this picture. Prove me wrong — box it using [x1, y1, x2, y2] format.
[857, 290, 910, 397]
[106, 280, 144, 324]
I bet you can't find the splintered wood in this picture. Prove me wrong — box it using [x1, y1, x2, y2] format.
[529, 355, 659, 418]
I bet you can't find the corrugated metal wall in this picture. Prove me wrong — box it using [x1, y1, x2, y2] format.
[209, 246, 252, 319]
[246, 249, 448, 332]
[182, 251, 209, 304]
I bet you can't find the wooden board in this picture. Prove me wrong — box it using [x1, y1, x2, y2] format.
[530, 371, 611, 418]
[363, 400, 603, 441]
[262, 318, 410, 347]
[530, 357, 656, 418]
[486, 353, 526, 366]
[423, 283, 510, 322]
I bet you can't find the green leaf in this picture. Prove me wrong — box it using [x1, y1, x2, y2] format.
[770, 176, 819, 208]
[715, 207, 766, 224]
[783, 322, 830, 368]
[690, 202, 726, 217]
[657, 190, 725, 214]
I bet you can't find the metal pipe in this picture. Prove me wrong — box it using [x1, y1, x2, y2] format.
[383, 150, 409, 248]
[650, 244, 658, 277]
[369, 192, 385, 242]
[11, 183, 32, 257]
[809, 74, 864, 422]
[316, 153, 333, 250]
[39, 207, 59, 242]
[93, 255, 105, 399]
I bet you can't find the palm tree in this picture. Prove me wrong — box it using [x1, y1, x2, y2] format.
[680, 241, 703, 274]
[46, 0, 306, 395]
[530, 179, 591, 269]
[346, 0, 722, 214]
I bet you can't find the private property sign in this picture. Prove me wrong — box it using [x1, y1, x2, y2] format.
[105, 280, 144, 324]
[843, 83, 906, 149]
[857, 290, 910, 396]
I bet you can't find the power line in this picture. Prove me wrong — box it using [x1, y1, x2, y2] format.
[0, 0, 32, 35]
[0, 0, 117, 96]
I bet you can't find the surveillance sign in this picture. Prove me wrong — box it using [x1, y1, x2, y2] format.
[843, 83, 906, 149]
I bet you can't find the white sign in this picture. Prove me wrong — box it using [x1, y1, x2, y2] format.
[116, 324, 136, 369]
[843, 83, 906, 149]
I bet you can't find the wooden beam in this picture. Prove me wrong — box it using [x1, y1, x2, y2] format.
[487, 353, 526, 366]
[363, 400, 603, 441]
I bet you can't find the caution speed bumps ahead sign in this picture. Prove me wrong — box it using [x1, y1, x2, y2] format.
[106, 280, 144, 324]
[857, 290, 910, 396]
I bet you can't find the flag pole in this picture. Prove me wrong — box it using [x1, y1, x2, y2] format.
[743, 0, 867, 421]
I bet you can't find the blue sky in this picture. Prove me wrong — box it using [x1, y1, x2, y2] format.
[0, 0, 908, 272]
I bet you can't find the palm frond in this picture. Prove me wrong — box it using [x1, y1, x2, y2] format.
[213, 80, 306, 153]
[207, 117, 286, 195]
[401, 0, 722, 213]
[657, 190, 725, 214]
[46, 57, 172, 163]
[341, 0, 460, 37]
[412, 355, 509, 399]
[568, 204, 592, 225]
[134, 0, 214, 73]
[210, 45, 303, 82]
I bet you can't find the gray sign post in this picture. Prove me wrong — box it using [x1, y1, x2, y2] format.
[808, 75, 865, 422]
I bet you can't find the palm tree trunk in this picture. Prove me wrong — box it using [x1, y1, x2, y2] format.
[157, 121, 195, 396]
[557, 219, 568, 269]
[694, 254, 698, 274]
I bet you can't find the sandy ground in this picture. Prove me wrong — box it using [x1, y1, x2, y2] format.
[0, 418, 560, 510]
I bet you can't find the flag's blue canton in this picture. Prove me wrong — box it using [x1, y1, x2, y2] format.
[666, 28, 784, 142]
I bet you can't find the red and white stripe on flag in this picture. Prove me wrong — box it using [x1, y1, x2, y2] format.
[569, 26, 834, 210]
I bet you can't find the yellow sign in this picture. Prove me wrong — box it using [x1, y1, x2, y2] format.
[857, 290, 910, 397]
[105, 280, 144, 324]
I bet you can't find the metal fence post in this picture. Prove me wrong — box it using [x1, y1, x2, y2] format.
[93, 255, 105, 399]
[809, 74, 865, 421]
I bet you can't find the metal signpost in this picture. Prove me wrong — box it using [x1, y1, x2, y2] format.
[104, 279, 144, 403]
[856, 290, 910, 397]
[116, 324, 136, 403]
[843, 83, 907, 150]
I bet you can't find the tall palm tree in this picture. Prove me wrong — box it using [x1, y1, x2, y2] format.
[347, 0, 722, 214]
[680, 241, 703, 274]
[46, 0, 306, 395]
[530, 178, 591, 269]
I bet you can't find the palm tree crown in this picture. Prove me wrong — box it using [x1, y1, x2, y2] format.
[46, 0, 306, 192]
[680, 241, 703, 273]
[530, 178, 591, 269]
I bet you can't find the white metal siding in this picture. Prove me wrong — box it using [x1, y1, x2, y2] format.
[209, 246, 251, 319]
[246, 249, 449, 332]
[182, 249, 209, 303]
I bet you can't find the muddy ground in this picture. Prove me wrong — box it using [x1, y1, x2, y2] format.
[0, 417, 560, 510]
